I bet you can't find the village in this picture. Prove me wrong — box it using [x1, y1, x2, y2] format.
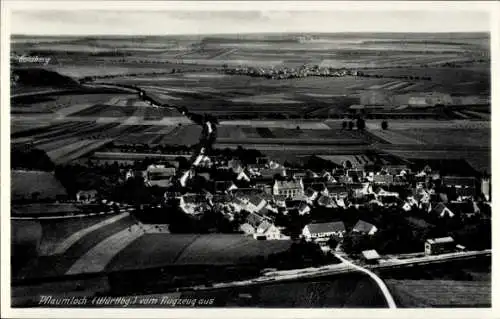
[80, 147, 490, 263]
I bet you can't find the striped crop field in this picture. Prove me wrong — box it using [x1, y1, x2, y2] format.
[367, 130, 425, 145]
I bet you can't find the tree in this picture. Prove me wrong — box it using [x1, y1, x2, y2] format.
[356, 118, 366, 130]
[343, 160, 353, 170]
[327, 236, 339, 250]
[381, 121, 389, 130]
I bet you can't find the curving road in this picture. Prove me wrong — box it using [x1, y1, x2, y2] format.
[335, 254, 397, 308]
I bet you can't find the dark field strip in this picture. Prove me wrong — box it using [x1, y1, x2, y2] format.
[53, 139, 113, 164]
[256, 127, 275, 138]
[28, 122, 98, 142]
[216, 137, 368, 145]
[106, 234, 201, 272]
[11, 121, 84, 138]
[105, 125, 150, 139]
[15, 215, 136, 281]
[70, 104, 138, 117]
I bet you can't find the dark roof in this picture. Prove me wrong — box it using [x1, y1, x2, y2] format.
[380, 196, 401, 204]
[310, 183, 327, 192]
[246, 212, 265, 228]
[442, 176, 476, 187]
[317, 195, 336, 207]
[326, 184, 348, 194]
[248, 194, 266, 207]
[405, 216, 433, 229]
[285, 199, 305, 209]
[260, 168, 285, 178]
[347, 170, 364, 178]
[446, 201, 476, 216]
[231, 188, 263, 198]
[257, 220, 273, 233]
[305, 187, 317, 197]
[431, 202, 449, 214]
[182, 194, 207, 204]
[306, 221, 346, 234]
[273, 195, 287, 202]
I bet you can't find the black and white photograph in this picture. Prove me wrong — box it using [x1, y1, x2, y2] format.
[1, 0, 496, 315]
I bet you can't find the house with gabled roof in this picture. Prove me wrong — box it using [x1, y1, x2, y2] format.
[305, 187, 319, 204]
[349, 182, 372, 199]
[246, 194, 268, 213]
[302, 221, 346, 241]
[236, 170, 251, 182]
[326, 184, 349, 199]
[239, 223, 256, 235]
[254, 220, 282, 240]
[317, 195, 337, 208]
[310, 183, 328, 196]
[352, 220, 378, 235]
[260, 167, 287, 180]
[431, 202, 455, 218]
[179, 193, 210, 215]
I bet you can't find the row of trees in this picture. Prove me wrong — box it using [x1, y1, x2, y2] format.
[340, 119, 389, 130]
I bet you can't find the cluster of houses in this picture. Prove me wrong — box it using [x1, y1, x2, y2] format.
[223, 64, 358, 80]
[151, 155, 491, 247]
[70, 154, 488, 258]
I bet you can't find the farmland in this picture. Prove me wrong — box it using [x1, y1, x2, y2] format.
[11, 170, 67, 201]
[386, 280, 490, 307]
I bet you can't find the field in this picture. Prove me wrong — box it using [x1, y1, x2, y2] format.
[14, 229, 293, 280]
[108, 233, 292, 271]
[386, 280, 490, 307]
[395, 128, 490, 147]
[11, 170, 67, 201]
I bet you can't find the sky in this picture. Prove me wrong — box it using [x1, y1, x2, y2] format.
[11, 10, 490, 35]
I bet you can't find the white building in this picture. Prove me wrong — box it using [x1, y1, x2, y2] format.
[273, 179, 304, 198]
[302, 221, 346, 242]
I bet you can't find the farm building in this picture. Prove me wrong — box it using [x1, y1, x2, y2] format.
[302, 221, 346, 242]
[11, 170, 68, 202]
[273, 179, 304, 198]
[361, 250, 381, 264]
[425, 237, 456, 255]
[145, 165, 176, 188]
[352, 220, 378, 235]
[76, 189, 98, 203]
[253, 220, 282, 240]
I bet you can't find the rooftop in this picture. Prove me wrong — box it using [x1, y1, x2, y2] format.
[353, 220, 376, 233]
[362, 250, 381, 260]
[426, 236, 455, 244]
[306, 221, 346, 234]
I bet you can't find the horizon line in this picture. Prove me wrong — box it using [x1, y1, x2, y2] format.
[12, 31, 490, 37]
